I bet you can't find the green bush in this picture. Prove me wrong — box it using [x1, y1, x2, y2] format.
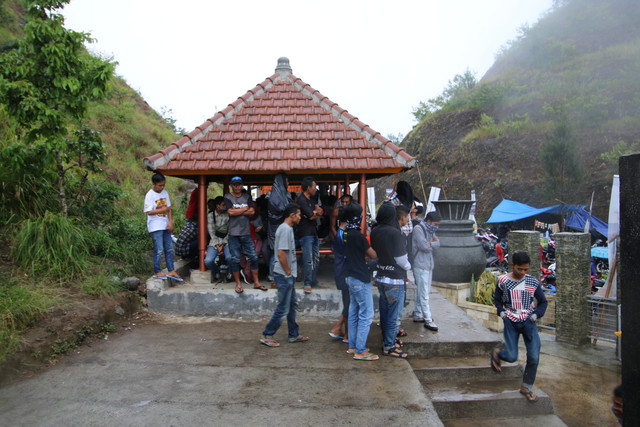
[11, 211, 89, 278]
[475, 270, 498, 306]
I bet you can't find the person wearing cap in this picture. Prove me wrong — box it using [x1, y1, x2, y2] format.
[224, 176, 268, 293]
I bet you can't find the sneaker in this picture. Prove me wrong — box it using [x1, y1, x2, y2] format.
[424, 321, 438, 331]
[239, 270, 251, 285]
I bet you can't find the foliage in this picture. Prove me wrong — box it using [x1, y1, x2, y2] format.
[386, 132, 405, 145]
[462, 113, 540, 143]
[540, 111, 585, 201]
[11, 211, 89, 278]
[0, 277, 58, 363]
[0, 0, 115, 216]
[79, 274, 125, 297]
[474, 271, 498, 306]
[600, 140, 640, 171]
[412, 69, 477, 122]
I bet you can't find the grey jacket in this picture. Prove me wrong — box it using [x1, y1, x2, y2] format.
[411, 221, 440, 271]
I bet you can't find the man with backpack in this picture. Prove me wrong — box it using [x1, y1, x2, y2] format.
[412, 211, 441, 331]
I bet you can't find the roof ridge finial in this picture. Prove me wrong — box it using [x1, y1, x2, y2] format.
[275, 57, 292, 75]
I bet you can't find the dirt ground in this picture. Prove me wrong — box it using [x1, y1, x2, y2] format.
[536, 351, 621, 426]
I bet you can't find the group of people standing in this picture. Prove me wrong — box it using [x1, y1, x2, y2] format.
[260, 179, 443, 361]
[145, 173, 548, 401]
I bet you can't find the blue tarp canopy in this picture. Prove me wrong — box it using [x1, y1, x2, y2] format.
[486, 199, 560, 223]
[566, 208, 608, 237]
[486, 199, 585, 224]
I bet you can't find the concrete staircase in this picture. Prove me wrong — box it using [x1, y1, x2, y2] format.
[404, 293, 565, 426]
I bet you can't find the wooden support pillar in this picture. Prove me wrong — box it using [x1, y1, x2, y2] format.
[336, 183, 342, 199]
[198, 175, 207, 271]
[344, 175, 350, 195]
[359, 173, 367, 234]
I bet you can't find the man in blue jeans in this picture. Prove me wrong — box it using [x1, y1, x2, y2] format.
[491, 251, 548, 401]
[260, 203, 309, 347]
[371, 202, 410, 358]
[296, 176, 324, 293]
[144, 172, 182, 282]
[224, 176, 268, 293]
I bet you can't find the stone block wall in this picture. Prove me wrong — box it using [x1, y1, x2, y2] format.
[508, 231, 541, 279]
[555, 232, 591, 346]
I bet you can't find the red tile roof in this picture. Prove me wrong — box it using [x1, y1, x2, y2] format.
[144, 58, 415, 184]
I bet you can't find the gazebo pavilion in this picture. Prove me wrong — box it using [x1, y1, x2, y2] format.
[144, 57, 416, 272]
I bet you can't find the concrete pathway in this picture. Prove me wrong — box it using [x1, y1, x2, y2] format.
[0, 316, 442, 426]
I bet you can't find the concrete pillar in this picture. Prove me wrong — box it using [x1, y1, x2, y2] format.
[508, 231, 540, 279]
[620, 153, 640, 425]
[554, 232, 590, 346]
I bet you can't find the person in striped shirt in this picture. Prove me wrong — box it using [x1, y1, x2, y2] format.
[491, 251, 548, 402]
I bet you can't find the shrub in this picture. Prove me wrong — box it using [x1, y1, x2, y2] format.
[11, 211, 89, 278]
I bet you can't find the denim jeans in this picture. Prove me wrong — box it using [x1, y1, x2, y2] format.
[346, 276, 374, 354]
[498, 318, 541, 388]
[413, 267, 433, 321]
[377, 282, 405, 351]
[150, 229, 174, 273]
[204, 244, 231, 272]
[227, 235, 258, 273]
[299, 235, 319, 287]
[262, 273, 299, 338]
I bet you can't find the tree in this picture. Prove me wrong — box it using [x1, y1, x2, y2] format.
[0, 0, 114, 216]
[540, 114, 584, 201]
[412, 69, 477, 122]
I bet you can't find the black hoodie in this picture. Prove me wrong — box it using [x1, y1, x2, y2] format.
[371, 202, 407, 280]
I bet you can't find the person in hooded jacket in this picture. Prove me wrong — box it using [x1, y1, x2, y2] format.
[267, 173, 292, 285]
[388, 180, 415, 238]
[370, 202, 411, 358]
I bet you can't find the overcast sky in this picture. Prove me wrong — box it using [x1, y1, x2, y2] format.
[62, 0, 553, 138]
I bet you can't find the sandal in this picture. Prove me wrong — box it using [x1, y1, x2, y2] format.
[346, 347, 369, 354]
[260, 336, 280, 347]
[490, 349, 502, 372]
[253, 284, 268, 291]
[353, 353, 379, 361]
[303, 285, 312, 294]
[395, 338, 404, 347]
[235, 285, 244, 294]
[329, 332, 344, 340]
[383, 348, 408, 358]
[288, 335, 309, 343]
[153, 274, 167, 280]
[166, 274, 183, 282]
[396, 328, 407, 337]
[520, 388, 538, 402]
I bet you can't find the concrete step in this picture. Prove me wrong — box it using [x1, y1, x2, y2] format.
[444, 414, 566, 426]
[401, 292, 502, 358]
[410, 356, 523, 383]
[425, 378, 554, 420]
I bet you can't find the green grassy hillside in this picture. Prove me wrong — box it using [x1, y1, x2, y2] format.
[377, 0, 640, 221]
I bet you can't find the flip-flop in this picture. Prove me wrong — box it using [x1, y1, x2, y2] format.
[353, 353, 379, 361]
[520, 388, 538, 402]
[253, 284, 268, 291]
[329, 332, 344, 340]
[346, 347, 369, 354]
[153, 274, 167, 280]
[396, 328, 407, 337]
[490, 349, 502, 372]
[303, 285, 312, 294]
[260, 337, 280, 347]
[235, 285, 244, 294]
[166, 275, 183, 282]
[288, 335, 309, 343]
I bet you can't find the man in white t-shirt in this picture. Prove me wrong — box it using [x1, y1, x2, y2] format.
[143, 173, 182, 281]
